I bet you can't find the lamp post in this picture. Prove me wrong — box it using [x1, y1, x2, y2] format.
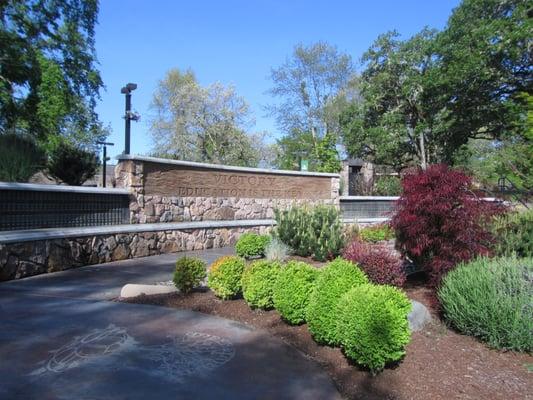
[120, 83, 139, 155]
[97, 141, 114, 187]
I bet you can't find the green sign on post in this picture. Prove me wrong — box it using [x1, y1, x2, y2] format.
[300, 159, 309, 171]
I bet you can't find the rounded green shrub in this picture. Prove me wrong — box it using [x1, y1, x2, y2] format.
[242, 260, 282, 309]
[272, 261, 320, 324]
[438, 257, 533, 352]
[336, 284, 412, 373]
[173, 256, 207, 294]
[207, 256, 246, 299]
[235, 233, 271, 259]
[307, 258, 369, 345]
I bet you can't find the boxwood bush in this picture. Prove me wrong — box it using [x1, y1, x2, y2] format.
[336, 284, 412, 373]
[438, 257, 533, 352]
[307, 258, 368, 345]
[173, 256, 207, 294]
[235, 233, 271, 259]
[272, 261, 320, 324]
[207, 256, 246, 299]
[241, 260, 281, 309]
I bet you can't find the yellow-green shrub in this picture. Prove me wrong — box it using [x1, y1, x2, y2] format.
[242, 260, 281, 309]
[173, 256, 206, 294]
[306, 258, 368, 345]
[336, 284, 411, 373]
[207, 256, 245, 299]
[272, 261, 320, 324]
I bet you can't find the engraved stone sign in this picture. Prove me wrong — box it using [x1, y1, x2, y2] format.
[143, 162, 332, 199]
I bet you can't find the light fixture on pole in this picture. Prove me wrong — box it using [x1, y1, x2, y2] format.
[120, 83, 139, 155]
[97, 141, 114, 188]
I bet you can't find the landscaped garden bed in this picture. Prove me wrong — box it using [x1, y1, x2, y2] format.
[124, 166, 533, 399]
[123, 287, 532, 400]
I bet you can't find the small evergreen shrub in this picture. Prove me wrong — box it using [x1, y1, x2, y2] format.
[173, 256, 206, 294]
[274, 205, 344, 261]
[272, 261, 320, 324]
[337, 284, 412, 373]
[235, 233, 271, 259]
[374, 175, 402, 196]
[207, 256, 246, 299]
[265, 237, 291, 262]
[241, 260, 282, 309]
[359, 224, 394, 243]
[438, 257, 533, 352]
[47, 141, 99, 185]
[391, 164, 503, 285]
[0, 133, 45, 182]
[491, 210, 533, 258]
[307, 258, 368, 345]
[343, 240, 406, 287]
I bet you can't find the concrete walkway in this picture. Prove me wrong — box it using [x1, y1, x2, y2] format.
[0, 248, 341, 400]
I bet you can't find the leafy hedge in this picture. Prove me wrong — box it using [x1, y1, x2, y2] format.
[336, 284, 412, 373]
[235, 233, 271, 259]
[241, 260, 281, 309]
[207, 256, 245, 299]
[438, 257, 533, 352]
[272, 261, 320, 324]
[173, 256, 206, 294]
[306, 258, 368, 345]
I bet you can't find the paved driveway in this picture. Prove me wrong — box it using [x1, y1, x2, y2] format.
[0, 248, 341, 400]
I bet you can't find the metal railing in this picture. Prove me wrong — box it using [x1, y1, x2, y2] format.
[340, 196, 398, 221]
[0, 182, 130, 231]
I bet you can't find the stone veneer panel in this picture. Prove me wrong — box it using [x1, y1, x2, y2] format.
[0, 225, 269, 281]
[114, 157, 341, 224]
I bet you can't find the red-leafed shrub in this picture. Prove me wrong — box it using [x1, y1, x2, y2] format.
[343, 240, 406, 287]
[391, 164, 503, 285]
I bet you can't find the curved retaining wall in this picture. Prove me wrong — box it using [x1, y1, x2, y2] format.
[0, 220, 273, 281]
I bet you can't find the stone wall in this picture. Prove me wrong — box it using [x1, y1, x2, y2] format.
[115, 156, 341, 224]
[0, 225, 270, 281]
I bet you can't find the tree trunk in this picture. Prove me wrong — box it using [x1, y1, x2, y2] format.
[419, 131, 427, 170]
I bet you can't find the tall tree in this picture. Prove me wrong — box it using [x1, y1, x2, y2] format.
[435, 0, 532, 151]
[0, 0, 105, 149]
[342, 0, 532, 172]
[149, 68, 267, 167]
[341, 29, 441, 171]
[267, 41, 354, 171]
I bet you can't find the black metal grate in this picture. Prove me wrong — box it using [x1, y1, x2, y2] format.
[0, 190, 130, 231]
[340, 199, 395, 220]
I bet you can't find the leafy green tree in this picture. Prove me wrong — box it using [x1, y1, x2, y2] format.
[0, 0, 104, 148]
[434, 0, 531, 154]
[268, 42, 354, 171]
[149, 68, 268, 167]
[341, 0, 532, 172]
[341, 29, 441, 170]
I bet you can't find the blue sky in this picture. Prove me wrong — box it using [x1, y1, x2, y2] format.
[95, 0, 460, 160]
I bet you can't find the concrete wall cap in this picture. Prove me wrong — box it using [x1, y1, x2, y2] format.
[116, 154, 340, 178]
[0, 220, 276, 244]
[0, 181, 129, 195]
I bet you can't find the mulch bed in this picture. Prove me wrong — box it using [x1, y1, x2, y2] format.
[122, 280, 533, 400]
